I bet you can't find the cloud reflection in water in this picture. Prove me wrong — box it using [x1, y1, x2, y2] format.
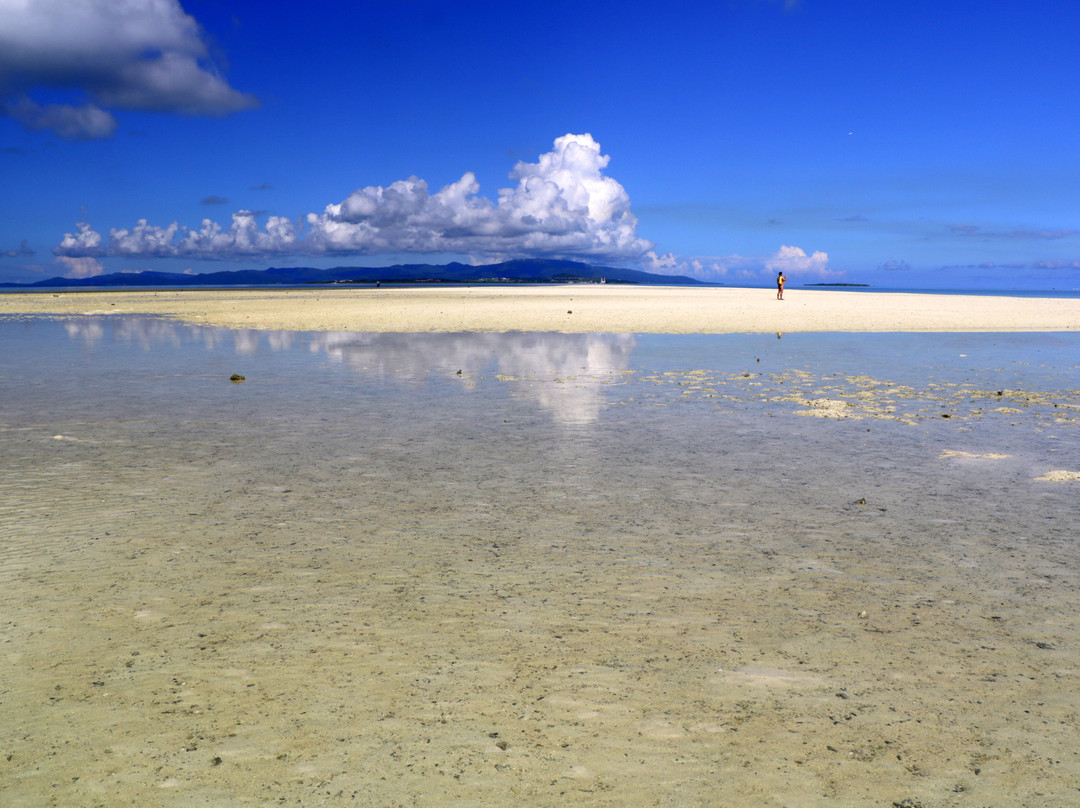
[61, 317, 636, 425]
[311, 331, 636, 424]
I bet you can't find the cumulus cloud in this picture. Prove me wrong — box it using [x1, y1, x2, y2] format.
[0, 0, 257, 139]
[54, 133, 654, 264]
[55, 220, 105, 257]
[56, 255, 105, 278]
[305, 134, 651, 259]
[645, 251, 684, 272]
[647, 245, 837, 284]
[764, 245, 838, 280]
[101, 211, 299, 257]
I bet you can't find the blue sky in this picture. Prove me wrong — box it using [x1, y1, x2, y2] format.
[2, 0, 1078, 289]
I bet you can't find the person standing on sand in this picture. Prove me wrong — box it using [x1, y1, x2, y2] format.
[776, 272, 787, 300]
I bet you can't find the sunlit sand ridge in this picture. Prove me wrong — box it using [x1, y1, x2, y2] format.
[4, 285, 1079, 333]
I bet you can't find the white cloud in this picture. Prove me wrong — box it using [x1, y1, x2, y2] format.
[0, 0, 257, 139]
[56, 220, 105, 256]
[648, 245, 838, 284]
[765, 244, 836, 279]
[645, 251, 683, 272]
[54, 133, 655, 264]
[103, 211, 299, 257]
[305, 134, 652, 259]
[55, 255, 105, 278]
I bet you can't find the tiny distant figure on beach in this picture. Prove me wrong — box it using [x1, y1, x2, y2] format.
[776, 272, 787, 300]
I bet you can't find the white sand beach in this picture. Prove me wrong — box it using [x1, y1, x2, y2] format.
[4, 285, 1079, 333]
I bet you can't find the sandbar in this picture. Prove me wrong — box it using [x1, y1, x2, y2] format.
[3, 285, 1078, 332]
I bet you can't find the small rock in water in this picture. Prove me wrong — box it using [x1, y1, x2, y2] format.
[230, 374, 245, 382]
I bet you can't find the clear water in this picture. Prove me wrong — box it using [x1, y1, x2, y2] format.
[3, 315, 1080, 806]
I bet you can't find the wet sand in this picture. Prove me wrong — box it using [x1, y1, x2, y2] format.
[4, 284, 1080, 333]
[2, 317, 1080, 807]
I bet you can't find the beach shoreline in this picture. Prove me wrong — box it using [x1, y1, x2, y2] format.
[3, 285, 1079, 333]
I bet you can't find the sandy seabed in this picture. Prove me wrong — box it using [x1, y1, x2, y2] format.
[2, 292, 1080, 807]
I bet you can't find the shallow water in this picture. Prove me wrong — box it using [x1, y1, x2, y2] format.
[2, 316, 1079, 807]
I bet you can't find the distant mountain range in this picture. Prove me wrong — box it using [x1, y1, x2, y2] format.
[3, 259, 704, 288]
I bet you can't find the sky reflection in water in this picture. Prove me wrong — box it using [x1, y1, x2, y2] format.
[6, 315, 1079, 432]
